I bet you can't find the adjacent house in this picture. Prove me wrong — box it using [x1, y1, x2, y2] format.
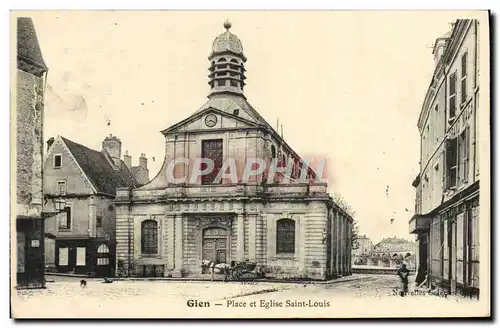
[15, 17, 48, 289]
[409, 19, 481, 298]
[43, 134, 139, 277]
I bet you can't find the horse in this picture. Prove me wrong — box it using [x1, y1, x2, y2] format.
[201, 259, 232, 282]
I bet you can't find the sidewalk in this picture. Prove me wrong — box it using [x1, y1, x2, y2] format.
[45, 272, 371, 285]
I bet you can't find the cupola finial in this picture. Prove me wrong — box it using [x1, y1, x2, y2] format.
[223, 19, 232, 31]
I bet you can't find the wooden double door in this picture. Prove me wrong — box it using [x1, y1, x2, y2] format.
[202, 227, 228, 264]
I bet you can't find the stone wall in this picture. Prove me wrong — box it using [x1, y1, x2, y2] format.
[16, 69, 44, 217]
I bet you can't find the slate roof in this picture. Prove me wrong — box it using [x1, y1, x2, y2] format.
[130, 166, 141, 176]
[17, 17, 47, 70]
[61, 137, 139, 195]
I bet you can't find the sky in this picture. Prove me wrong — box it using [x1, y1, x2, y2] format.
[27, 11, 465, 244]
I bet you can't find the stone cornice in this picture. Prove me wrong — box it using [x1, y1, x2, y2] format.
[17, 56, 47, 77]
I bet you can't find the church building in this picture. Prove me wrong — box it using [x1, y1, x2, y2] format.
[114, 21, 353, 280]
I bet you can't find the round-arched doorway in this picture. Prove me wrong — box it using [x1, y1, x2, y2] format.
[95, 243, 112, 277]
[202, 227, 228, 265]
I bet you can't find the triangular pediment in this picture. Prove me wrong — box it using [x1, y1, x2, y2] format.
[161, 107, 260, 134]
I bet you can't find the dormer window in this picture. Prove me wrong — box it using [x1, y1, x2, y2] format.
[53, 154, 62, 168]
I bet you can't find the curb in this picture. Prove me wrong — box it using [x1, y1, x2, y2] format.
[45, 273, 370, 285]
[46, 273, 90, 278]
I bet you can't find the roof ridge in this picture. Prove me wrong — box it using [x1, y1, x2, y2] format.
[60, 136, 138, 194]
[61, 136, 103, 155]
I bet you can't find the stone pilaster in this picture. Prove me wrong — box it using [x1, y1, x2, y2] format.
[248, 214, 256, 261]
[172, 214, 184, 277]
[165, 214, 175, 271]
[88, 197, 97, 238]
[237, 213, 245, 261]
[336, 211, 341, 276]
[331, 211, 337, 276]
[340, 215, 345, 276]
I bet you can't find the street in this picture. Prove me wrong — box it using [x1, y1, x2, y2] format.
[12, 274, 483, 318]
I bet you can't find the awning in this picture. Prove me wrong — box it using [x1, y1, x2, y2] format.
[409, 214, 431, 234]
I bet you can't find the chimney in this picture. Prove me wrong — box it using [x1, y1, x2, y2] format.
[139, 153, 148, 169]
[47, 137, 55, 150]
[124, 150, 132, 169]
[102, 134, 122, 168]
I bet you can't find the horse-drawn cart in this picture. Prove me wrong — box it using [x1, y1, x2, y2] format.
[230, 261, 264, 281]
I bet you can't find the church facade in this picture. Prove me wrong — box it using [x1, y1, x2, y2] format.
[114, 21, 353, 280]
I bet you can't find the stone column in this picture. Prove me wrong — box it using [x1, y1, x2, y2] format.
[331, 211, 336, 277]
[165, 214, 175, 271]
[342, 216, 347, 276]
[340, 215, 345, 276]
[248, 214, 256, 261]
[172, 214, 184, 277]
[237, 213, 245, 261]
[342, 218, 346, 275]
[348, 221, 351, 274]
[335, 211, 341, 276]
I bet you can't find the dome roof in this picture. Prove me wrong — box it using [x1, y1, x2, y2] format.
[211, 21, 244, 56]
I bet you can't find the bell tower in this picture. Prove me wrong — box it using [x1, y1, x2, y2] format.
[208, 20, 247, 99]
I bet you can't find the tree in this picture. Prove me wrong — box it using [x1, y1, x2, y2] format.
[332, 192, 359, 246]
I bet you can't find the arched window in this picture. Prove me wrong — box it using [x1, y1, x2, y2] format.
[271, 145, 276, 159]
[276, 219, 295, 254]
[217, 58, 227, 62]
[230, 58, 239, 63]
[141, 220, 158, 254]
[97, 244, 109, 254]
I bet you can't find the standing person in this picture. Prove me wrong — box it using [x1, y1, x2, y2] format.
[397, 263, 410, 296]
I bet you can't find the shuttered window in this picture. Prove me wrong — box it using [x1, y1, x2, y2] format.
[446, 138, 458, 189]
[449, 72, 457, 119]
[461, 52, 468, 104]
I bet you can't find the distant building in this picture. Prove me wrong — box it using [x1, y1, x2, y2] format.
[363, 237, 416, 269]
[352, 235, 373, 256]
[43, 135, 139, 277]
[372, 237, 416, 256]
[409, 19, 481, 298]
[123, 151, 150, 185]
[15, 17, 48, 289]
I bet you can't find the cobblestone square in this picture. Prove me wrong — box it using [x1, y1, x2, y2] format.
[12, 275, 484, 318]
